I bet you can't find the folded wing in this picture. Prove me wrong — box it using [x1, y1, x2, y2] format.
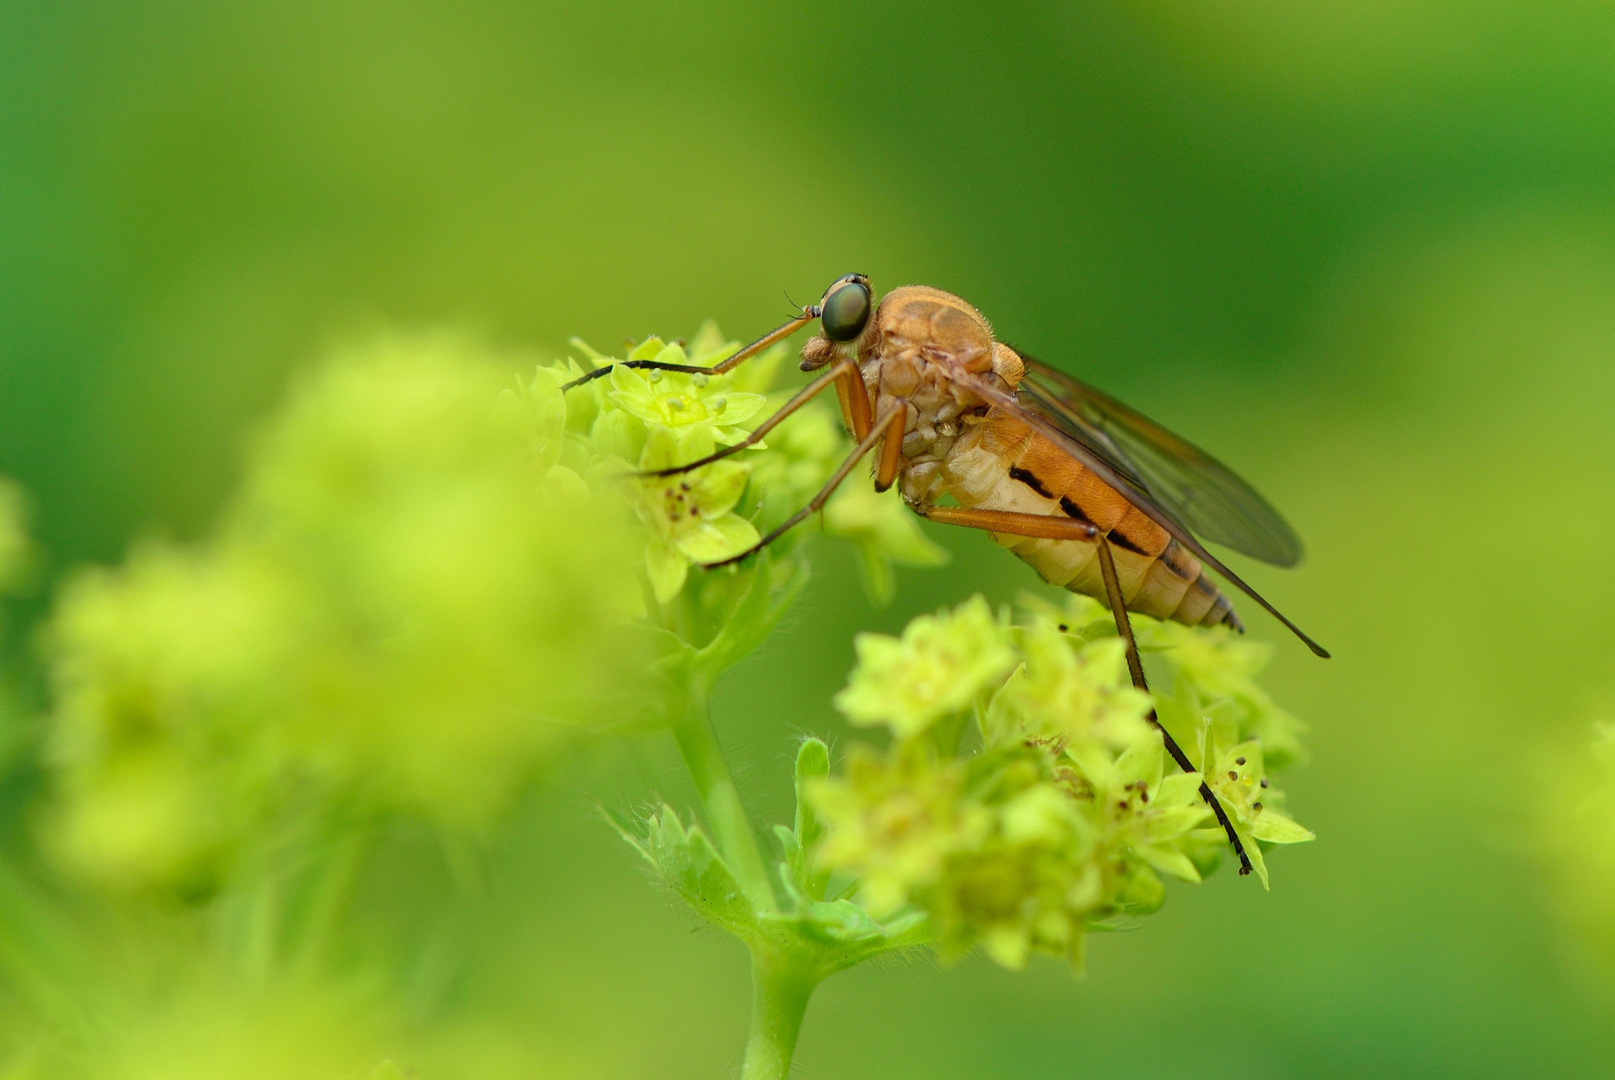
[1015, 354, 1303, 568]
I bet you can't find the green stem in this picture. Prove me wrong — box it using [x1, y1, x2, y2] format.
[670, 683, 777, 913]
[741, 947, 819, 1080]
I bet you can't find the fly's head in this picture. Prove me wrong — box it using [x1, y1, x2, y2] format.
[800, 273, 873, 371]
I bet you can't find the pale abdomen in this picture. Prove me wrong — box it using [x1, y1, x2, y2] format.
[935, 417, 1239, 630]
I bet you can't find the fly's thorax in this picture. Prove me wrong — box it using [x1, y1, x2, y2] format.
[870, 286, 995, 375]
[860, 285, 1000, 464]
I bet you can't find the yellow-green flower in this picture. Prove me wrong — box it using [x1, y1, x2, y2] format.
[987, 622, 1152, 758]
[810, 745, 991, 917]
[1089, 735, 1210, 884]
[934, 769, 1100, 969]
[810, 593, 1313, 969]
[834, 595, 1016, 738]
[1200, 736, 1313, 888]
[608, 347, 766, 447]
[635, 426, 761, 603]
[1140, 614, 1307, 768]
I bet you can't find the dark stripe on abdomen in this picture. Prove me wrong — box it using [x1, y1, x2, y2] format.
[1008, 466, 1055, 499]
[1107, 530, 1148, 555]
[1058, 496, 1096, 525]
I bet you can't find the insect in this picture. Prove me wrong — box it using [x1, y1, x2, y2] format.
[565, 273, 1327, 874]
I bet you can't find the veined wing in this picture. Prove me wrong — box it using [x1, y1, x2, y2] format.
[1016, 354, 1303, 568]
[945, 365, 1328, 657]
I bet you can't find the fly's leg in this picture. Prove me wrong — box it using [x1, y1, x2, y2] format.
[873, 400, 908, 492]
[835, 358, 874, 441]
[1094, 536, 1255, 876]
[919, 506, 1101, 540]
[562, 309, 819, 392]
[703, 404, 907, 568]
[916, 505, 1255, 876]
[639, 358, 857, 478]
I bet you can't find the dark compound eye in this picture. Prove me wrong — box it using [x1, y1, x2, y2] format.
[820, 280, 871, 342]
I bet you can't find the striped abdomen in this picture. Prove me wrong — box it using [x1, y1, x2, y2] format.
[935, 415, 1240, 630]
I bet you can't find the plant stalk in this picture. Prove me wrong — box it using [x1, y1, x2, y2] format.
[741, 947, 819, 1080]
[670, 684, 777, 913]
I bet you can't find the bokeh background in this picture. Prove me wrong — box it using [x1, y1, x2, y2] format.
[5, 1, 1615, 1076]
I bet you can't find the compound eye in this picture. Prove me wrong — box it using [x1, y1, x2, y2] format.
[820, 280, 871, 342]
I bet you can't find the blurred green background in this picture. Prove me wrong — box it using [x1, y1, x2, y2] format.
[5, 1, 1615, 1076]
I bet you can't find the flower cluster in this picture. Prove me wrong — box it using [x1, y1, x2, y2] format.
[811, 594, 1313, 969]
[533, 320, 945, 613]
[44, 334, 643, 894]
[43, 320, 948, 897]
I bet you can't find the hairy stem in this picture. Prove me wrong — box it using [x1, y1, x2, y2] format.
[670, 684, 777, 914]
[741, 947, 819, 1080]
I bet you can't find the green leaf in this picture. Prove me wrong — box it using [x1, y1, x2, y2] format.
[627, 336, 667, 361]
[793, 738, 831, 899]
[1110, 736, 1164, 795]
[690, 460, 751, 518]
[644, 536, 690, 605]
[674, 514, 761, 563]
[1252, 810, 1315, 845]
[691, 553, 808, 685]
[1138, 843, 1202, 883]
[617, 805, 760, 937]
[1155, 771, 1204, 808]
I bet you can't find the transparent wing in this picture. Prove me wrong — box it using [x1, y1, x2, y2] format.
[941, 365, 1327, 656]
[1016, 354, 1304, 568]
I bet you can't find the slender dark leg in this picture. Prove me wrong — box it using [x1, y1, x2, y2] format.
[1094, 537, 1253, 876]
[913, 504, 1253, 876]
[639, 359, 853, 478]
[702, 406, 907, 568]
[562, 309, 819, 391]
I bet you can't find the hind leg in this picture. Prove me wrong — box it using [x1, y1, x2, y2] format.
[1094, 536, 1254, 877]
[917, 505, 1255, 877]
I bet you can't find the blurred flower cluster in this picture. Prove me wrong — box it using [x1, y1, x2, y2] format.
[42, 323, 946, 899]
[811, 594, 1313, 970]
[44, 334, 649, 895]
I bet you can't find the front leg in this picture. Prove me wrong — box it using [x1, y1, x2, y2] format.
[562, 307, 819, 392]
